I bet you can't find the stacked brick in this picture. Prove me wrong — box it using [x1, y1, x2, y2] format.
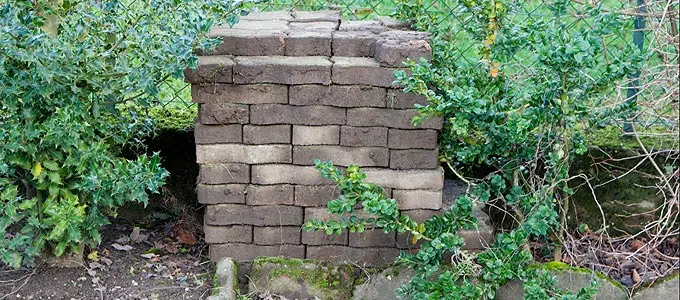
[188, 11, 464, 267]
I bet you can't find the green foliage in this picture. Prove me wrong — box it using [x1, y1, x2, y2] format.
[0, 0, 249, 267]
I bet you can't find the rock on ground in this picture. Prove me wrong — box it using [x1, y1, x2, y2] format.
[632, 275, 679, 300]
[496, 268, 628, 300]
[208, 257, 238, 300]
[352, 267, 414, 300]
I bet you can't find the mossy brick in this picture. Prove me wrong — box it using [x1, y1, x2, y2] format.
[198, 103, 249, 125]
[253, 226, 301, 245]
[184, 56, 234, 83]
[388, 129, 438, 149]
[251, 164, 332, 185]
[332, 31, 378, 57]
[246, 184, 294, 205]
[340, 126, 388, 147]
[349, 230, 397, 248]
[209, 243, 305, 262]
[194, 123, 242, 145]
[289, 85, 386, 108]
[386, 89, 429, 109]
[199, 163, 250, 184]
[331, 57, 404, 87]
[302, 230, 348, 246]
[204, 225, 252, 244]
[286, 30, 332, 56]
[375, 31, 431, 67]
[346, 108, 442, 129]
[293, 145, 389, 167]
[306, 246, 399, 267]
[390, 149, 439, 169]
[233, 56, 332, 85]
[362, 167, 444, 190]
[338, 20, 387, 34]
[243, 125, 291, 144]
[392, 189, 442, 210]
[206, 24, 287, 56]
[294, 185, 340, 207]
[196, 144, 292, 164]
[205, 204, 303, 226]
[198, 184, 247, 204]
[291, 10, 340, 22]
[292, 125, 340, 145]
[250, 104, 345, 125]
[192, 84, 288, 104]
[241, 11, 293, 21]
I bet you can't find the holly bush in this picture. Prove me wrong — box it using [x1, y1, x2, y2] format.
[0, 0, 249, 268]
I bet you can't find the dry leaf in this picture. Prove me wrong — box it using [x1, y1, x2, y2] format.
[632, 269, 641, 284]
[631, 239, 644, 251]
[173, 224, 197, 245]
[111, 243, 134, 251]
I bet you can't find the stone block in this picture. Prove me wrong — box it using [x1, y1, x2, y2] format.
[205, 204, 303, 226]
[289, 85, 386, 108]
[331, 57, 402, 87]
[251, 164, 331, 185]
[294, 185, 340, 207]
[210, 243, 305, 262]
[206, 24, 287, 56]
[253, 226, 301, 245]
[349, 230, 397, 248]
[306, 246, 399, 267]
[243, 125, 291, 144]
[198, 103, 249, 125]
[204, 225, 252, 244]
[340, 126, 388, 147]
[250, 104, 346, 125]
[196, 144, 291, 164]
[198, 184, 247, 204]
[292, 10, 340, 23]
[390, 149, 439, 169]
[375, 31, 431, 67]
[332, 31, 377, 57]
[346, 108, 442, 129]
[199, 163, 250, 184]
[286, 30, 332, 56]
[392, 189, 442, 210]
[388, 129, 438, 149]
[184, 56, 234, 83]
[386, 89, 428, 109]
[292, 125, 340, 145]
[234, 56, 332, 85]
[192, 84, 287, 104]
[302, 230, 348, 245]
[246, 184, 294, 205]
[194, 123, 242, 145]
[293, 146, 389, 167]
[362, 167, 444, 190]
[209, 257, 238, 300]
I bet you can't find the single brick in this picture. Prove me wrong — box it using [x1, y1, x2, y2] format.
[246, 184, 294, 205]
[390, 149, 439, 169]
[205, 204, 303, 226]
[393, 189, 442, 210]
[401, 209, 441, 223]
[286, 30, 332, 56]
[304, 207, 372, 222]
[234, 56, 332, 85]
[204, 225, 252, 244]
[289, 22, 337, 32]
[197, 184, 247, 204]
[306, 246, 399, 267]
[192, 84, 287, 105]
[332, 31, 378, 57]
[194, 123, 242, 145]
[199, 103, 249, 125]
[375, 31, 431, 67]
[250, 104, 345, 125]
[294, 185, 340, 207]
[340, 126, 387, 147]
[293, 146, 389, 167]
[292, 125, 340, 145]
[302, 231, 348, 245]
[388, 129, 438, 149]
[252, 165, 331, 185]
[331, 57, 403, 88]
[206, 23, 288, 56]
[184, 56, 234, 83]
[241, 11, 293, 21]
[210, 244, 305, 262]
[253, 226, 301, 245]
[291, 10, 340, 23]
[376, 16, 412, 30]
[243, 125, 291, 144]
[386, 89, 428, 109]
[397, 228, 493, 250]
[199, 164, 250, 184]
[349, 230, 396, 248]
[362, 167, 444, 190]
[338, 20, 387, 33]
[289, 85, 386, 108]
[346, 108, 442, 130]
[196, 144, 291, 164]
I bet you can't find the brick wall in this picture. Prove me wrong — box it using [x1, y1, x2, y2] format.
[188, 10, 484, 266]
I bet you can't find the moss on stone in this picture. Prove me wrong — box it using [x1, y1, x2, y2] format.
[588, 125, 678, 151]
[538, 261, 626, 291]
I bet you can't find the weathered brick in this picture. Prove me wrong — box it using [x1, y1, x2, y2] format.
[294, 185, 340, 207]
[210, 244, 305, 262]
[289, 22, 337, 32]
[194, 123, 242, 145]
[306, 246, 399, 267]
[243, 125, 291, 144]
[206, 23, 288, 56]
[289, 85, 386, 108]
[246, 184, 294, 206]
[332, 31, 377, 57]
[375, 31, 431, 67]
[386, 89, 428, 109]
[253, 226, 301, 245]
[204, 225, 252, 244]
[198, 184, 247, 204]
[331, 57, 403, 87]
[234, 56, 332, 85]
[390, 149, 439, 169]
[293, 146, 389, 167]
[250, 104, 345, 125]
[292, 10, 340, 23]
[252, 165, 331, 185]
[376, 16, 412, 30]
[199, 163, 250, 184]
[346, 108, 442, 130]
[192, 84, 287, 104]
[388, 129, 438, 149]
[242, 11, 293, 21]
[340, 126, 387, 147]
[338, 20, 387, 33]
[292, 125, 340, 145]
[184, 56, 234, 83]
[393, 189, 442, 210]
[397, 227, 493, 250]
[363, 167, 444, 190]
[286, 30, 332, 56]
[349, 230, 396, 248]
[205, 204, 303, 226]
[304, 207, 372, 222]
[199, 103, 249, 125]
[196, 144, 291, 164]
[401, 209, 441, 223]
[302, 231, 348, 245]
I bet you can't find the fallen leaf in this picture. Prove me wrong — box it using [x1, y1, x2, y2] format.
[631, 239, 644, 251]
[632, 269, 641, 284]
[173, 224, 197, 245]
[130, 227, 141, 243]
[111, 243, 133, 251]
[141, 253, 158, 259]
[101, 257, 113, 266]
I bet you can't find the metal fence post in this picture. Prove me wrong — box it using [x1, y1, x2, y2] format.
[624, 0, 646, 133]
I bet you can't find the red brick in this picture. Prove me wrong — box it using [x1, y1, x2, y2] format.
[210, 243, 305, 262]
[306, 246, 399, 267]
[341, 126, 387, 147]
[205, 204, 303, 226]
[184, 56, 234, 83]
[199, 103, 249, 125]
[196, 144, 291, 164]
[386, 89, 428, 109]
[192, 84, 287, 104]
[390, 149, 439, 169]
[204, 225, 252, 244]
[393, 189, 442, 210]
[198, 184, 246, 204]
[289, 85, 386, 108]
[251, 165, 331, 185]
[234, 56, 331, 85]
[199, 163, 250, 184]
[253, 226, 301, 245]
[349, 230, 396, 247]
[250, 104, 346, 126]
[346, 108, 442, 130]
[293, 146, 389, 167]
[363, 167, 444, 190]
[331, 57, 403, 88]
[294, 185, 340, 207]
[292, 125, 340, 145]
[302, 231, 348, 245]
[388, 129, 438, 149]
[243, 125, 291, 144]
[246, 185, 294, 205]
[194, 123, 242, 145]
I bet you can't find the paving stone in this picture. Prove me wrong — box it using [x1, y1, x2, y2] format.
[251, 164, 332, 185]
[390, 149, 440, 169]
[250, 104, 346, 125]
[332, 31, 378, 57]
[362, 167, 444, 190]
[286, 30, 332, 56]
[198, 184, 247, 204]
[294, 185, 340, 207]
[194, 123, 242, 145]
[388, 129, 438, 149]
[253, 226, 301, 245]
[234, 56, 332, 85]
[386, 89, 429, 109]
[196, 144, 291, 164]
[340, 126, 388, 147]
[198, 103, 249, 125]
[243, 125, 291, 144]
[347, 107, 442, 130]
[204, 225, 252, 244]
[375, 30, 431, 67]
[331, 57, 403, 87]
[205, 204, 303, 226]
[199, 163, 250, 184]
[290, 85, 386, 107]
[184, 56, 234, 83]
[293, 145, 389, 167]
[192, 84, 287, 104]
[246, 184, 294, 205]
[210, 243, 305, 262]
[292, 125, 340, 145]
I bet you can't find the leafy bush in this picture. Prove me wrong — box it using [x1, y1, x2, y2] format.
[0, 0, 248, 268]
